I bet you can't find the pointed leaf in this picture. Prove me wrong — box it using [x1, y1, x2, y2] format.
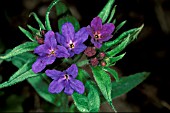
[103, 67, 119, 82]
[91, 66, 113, 108]
[86, 81, 100, 112]
[114, 20, 127, 33]
[29, 12, 45, 30]
[76, 60, 89, 67]
[111, 72, 150, 99]
[9, 57, 36, 81]
[0, 42, 38, 60]
[27, 25, 40, 36]
[98, 0, 115, 23]
[105, 53, 126, 66]
[107, 5, 117, 23]
[106, 36, 130, 57]
[18, 26, 35, 41]
[0, 69, 38, 89]
[58, 15, 80, 33]
[45, 0, 60, 30]
[72, 93, 89, 112]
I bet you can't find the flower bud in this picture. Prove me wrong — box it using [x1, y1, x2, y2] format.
[98, 52, 106, 60]
[100, 61, 106, 67]
[90, 57, 99, 66]
[84, 47, 96, 57]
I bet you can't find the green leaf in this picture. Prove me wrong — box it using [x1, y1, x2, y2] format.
[91, 66, 115, 110]
[106, 36, 130, 57]
[111, 72, 150, 99]
[77, 68, 90, 84]
[107, 5, 117, 23]
[100, 24, 144, 52]
[0, 42, 38, 60]
[103, 67, 119, 82]
[98, 0, 115, 23]
[58, 15, 80, 33]
[76, 60, 89, 67]
[18, 26, 35, 41]
[72, 93, 89, 112]
[9, 57, 36, 81]
[114, 20, 127, 33]
[0, 69, 38, 89]
[27, 25, 40, 36]
[45, 0, 60, 30]
[55, 1, 68, 16]
[86, 81, 100, 112]
[105, 53, 126, 66]
[27, 74, 68, 111]
[29, 12, 45, 30]
[72, 81, 100, 112]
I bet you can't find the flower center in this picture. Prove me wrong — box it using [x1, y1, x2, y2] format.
[49, 49, 56, 56]
[69, 43, 74, 49]
[64, 74, 69, 80]
[94, 31, 101, 39]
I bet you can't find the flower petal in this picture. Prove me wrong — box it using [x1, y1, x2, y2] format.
[66, 64, 78, 78]
[91, 38, 102, 48]
[70, 78, 85, 94]
[56, 45, 70, 58]
[45, 69, 64, 80]
[86, 25, 94, 38]
[74, 27, 89, 44]
[44, 56, 56, 65]
[99, 35, 113, 42]
[73, 44, 87, 54]
[44, 31, 57, 48]
[48, 78, 65, 94]
[32, 57, 46, 73]
[61, 22, 75, 41]
[64, 82, 74, 95]
[101, 23, 115, 35]
[34, 44, 48, 56]
[56, 32, 68, 47]
[90, 17, 102, 31]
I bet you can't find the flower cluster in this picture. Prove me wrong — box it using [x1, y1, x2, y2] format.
[32, 16, 115, 95]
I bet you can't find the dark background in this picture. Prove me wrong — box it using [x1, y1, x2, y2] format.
[0, 0, 170, 112]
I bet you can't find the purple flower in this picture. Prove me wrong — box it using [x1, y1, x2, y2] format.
[87, 17, 115, 48]
[32, 31, 70, 73]
[45, 64, 85, 95]
[56, 22, 89, 57]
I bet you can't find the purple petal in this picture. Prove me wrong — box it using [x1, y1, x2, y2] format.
[68, 50, 75, 57]
[74, 27, 89, 44]
[61, 22, 75, 41]
[34, 44, 48, 56]
[73, 44, 87, 54]
[44, 56, 56, 65]
[86, 25, 95, 38]
[48, 78, 65, 94]
[91, 38, 102, 48]
[66, 64, 78, 78]
[44, 31, 57, 48]
[45, 69, 64, 80]
[64, 82, 74, 95]
[99, 35, 113, 42]
[56, 32, 68, 47]
[90, 17, 102, 31]
[56, 45, 70, 58]
[70, 78, 85, 94]
[32, 57, 46, 73]
[101, 23, 115, 35]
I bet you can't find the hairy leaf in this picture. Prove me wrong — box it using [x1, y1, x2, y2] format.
[18, 26, 35, 41]
[103, 67, 119, 82]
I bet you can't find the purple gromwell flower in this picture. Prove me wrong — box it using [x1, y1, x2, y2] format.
[56, 22, 89, 57]
[45, 64, 85, 95]
[32, 30, 70, 73]
[86, 16, 115, 48]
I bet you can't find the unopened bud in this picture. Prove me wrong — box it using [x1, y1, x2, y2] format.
[90, 57, 99, 66]
[98, 52, 106, 60]
[84, 47, 96, 57]
[100, 61, 106, 67]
